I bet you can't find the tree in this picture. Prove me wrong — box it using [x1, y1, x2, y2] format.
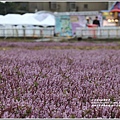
[0, 2, 29, 15]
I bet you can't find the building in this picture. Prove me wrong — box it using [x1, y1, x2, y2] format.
[28, 2, 108, 13]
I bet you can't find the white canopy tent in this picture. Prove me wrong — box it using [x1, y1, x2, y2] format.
[1, 14, 22, 25]
[34, 13, 52, 22]
[34, 11, 56, 26]
[0, 11, 56, 27]
[37, 14, 55, 26]
[0, 13, 43, 26]
[0, 11, 56, 38]
[0, 12, 55, 38]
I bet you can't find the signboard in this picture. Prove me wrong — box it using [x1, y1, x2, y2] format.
[55, 13, 103, 36]
[70, 15, 86, 34]
[55, 16, 61, 36]
[60, 15, 72, 36]
[55, 15, 72, 37]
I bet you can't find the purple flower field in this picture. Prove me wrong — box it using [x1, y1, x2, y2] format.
[0, 41, 120, 118]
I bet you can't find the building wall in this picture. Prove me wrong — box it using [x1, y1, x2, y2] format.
[76, 2, 108, 11]
[108, 1, 115, 10]
[28, 2, 108, 12]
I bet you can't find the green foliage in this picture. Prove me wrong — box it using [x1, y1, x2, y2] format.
[0, 2, 29, 15]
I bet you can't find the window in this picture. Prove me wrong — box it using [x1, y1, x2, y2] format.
[84, 4, 88, 9]
[50, 2, 57, 10]
[69, 2, 76, 9]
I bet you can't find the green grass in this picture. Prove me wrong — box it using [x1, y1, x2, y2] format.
[0, 38, 35, 42]
[0, 37, 120, 44]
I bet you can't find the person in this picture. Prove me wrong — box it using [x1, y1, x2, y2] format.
[86, 17, 90, 27]
[86, 17, 92, 27]
[93, 16, 100, 27]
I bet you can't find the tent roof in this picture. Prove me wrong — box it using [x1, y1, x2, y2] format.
[39, 15, 55, 26]
[109, 2, 120, 11]
[111, 8, 120, 12]
[100, 10, 110, 13]
[22, 13, 35, 17]
[36, 11, 55, 16]
[34, 11, 55, 26]
[0, 12, 56, 26]
[0, 13, 44, 26]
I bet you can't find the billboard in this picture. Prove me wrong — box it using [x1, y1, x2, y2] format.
[70, 15, 86, 35]
[55, 15, 72, 37]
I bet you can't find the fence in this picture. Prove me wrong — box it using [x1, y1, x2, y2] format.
[1, 26, 120, 39]
[76, 27, 120, 39]
[0, 26, 54, 38]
